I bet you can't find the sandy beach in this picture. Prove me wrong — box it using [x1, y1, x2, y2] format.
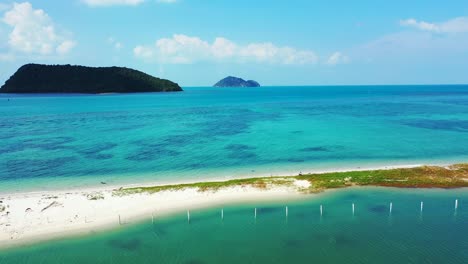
[0, 162, 429, 195]
[1, 162, 464, 249]
[0, 178, 311, 249]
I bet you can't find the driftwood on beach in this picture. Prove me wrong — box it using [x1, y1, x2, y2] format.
[41, 201, 61, 212]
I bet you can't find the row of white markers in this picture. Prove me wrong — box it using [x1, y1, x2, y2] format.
[183, 199, 460, 222]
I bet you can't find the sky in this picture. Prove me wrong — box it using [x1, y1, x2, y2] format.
[1, 0, 468, 86]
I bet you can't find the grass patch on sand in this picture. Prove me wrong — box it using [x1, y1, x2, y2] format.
[113, 164, 468, 196]
[114, 177, 293, 196]
[297, 163, 468, 191]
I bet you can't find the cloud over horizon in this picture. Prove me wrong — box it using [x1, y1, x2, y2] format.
[400, 17, 468, 33]
[326, 52, 350, 66]
[134, 34, 319, 65]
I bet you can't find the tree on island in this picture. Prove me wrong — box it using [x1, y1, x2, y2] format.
[0, 64, 182, 94]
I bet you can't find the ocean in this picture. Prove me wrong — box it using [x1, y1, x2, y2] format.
[1, 85, 468, 192]
[1, 187, 466, 263]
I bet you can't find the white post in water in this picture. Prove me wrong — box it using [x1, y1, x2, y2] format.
[254, 208, 257, 219]
[151, 213, 154, 224]
[118, 214, 121, 225]
[389, 202, 393, 214]
[352, 203, 355, 216]
[320, 205, 323, 216]
[286, 206, 288, 217]
[221, 209, 224, 220]
[455, 199, 458, 210]
[187, 210, 190, 223]
[420, 202, 424, 213]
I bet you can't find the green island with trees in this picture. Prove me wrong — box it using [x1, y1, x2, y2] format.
[0, 64, 182, 94]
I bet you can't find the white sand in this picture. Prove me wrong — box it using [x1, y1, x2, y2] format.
[1, 163, 430, 196]
[0, 162, 448, 249]
[0, 180, 309, 249]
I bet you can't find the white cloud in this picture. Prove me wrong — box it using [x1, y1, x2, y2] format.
[134, 34, 318, 65]
[239, 43, 318, 64]
[134, 45, 154, 59]
[157, 0, 177, 3]
[356, 30, 468, 66]
[56, 40, 76, 55]
[400, 17, 468, 33]
[357, 18, 468, 64]
[326, 52, 349, 66]
[211, 37, 237, 59]
[82, 0, 145, 7]
[108, 37, 123, 50]
[153, 34, 210, 63]
[2, 2, 76, 56]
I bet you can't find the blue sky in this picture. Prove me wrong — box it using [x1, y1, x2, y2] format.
[1, 0, 468, 86]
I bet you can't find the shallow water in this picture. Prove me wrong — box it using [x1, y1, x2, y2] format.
[1, 85, 468, 192]
[1, 188, 466, 263]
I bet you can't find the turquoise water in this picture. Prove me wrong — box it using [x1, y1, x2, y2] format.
[1, 188, 466, 263]
[2, 85, 468, 192]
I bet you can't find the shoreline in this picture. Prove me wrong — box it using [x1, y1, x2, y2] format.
[1, 162, 467, 249]
[0, 161, 450, 195]
[0, 184, 308, 249]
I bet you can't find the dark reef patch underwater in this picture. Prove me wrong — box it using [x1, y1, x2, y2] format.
[2, 85, 468, 192]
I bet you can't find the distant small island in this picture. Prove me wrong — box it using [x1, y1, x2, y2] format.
[0, 64, 182, 94]
[213, 76, 260, 87]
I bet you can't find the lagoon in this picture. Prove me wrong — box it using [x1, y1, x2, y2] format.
[1, 187, 466, 263]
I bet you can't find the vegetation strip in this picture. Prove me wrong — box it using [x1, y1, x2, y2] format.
[114, 164, 468, 196]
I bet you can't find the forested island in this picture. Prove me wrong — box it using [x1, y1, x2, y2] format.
[214, 76, 260, 87]
[0, 64, 182, 94]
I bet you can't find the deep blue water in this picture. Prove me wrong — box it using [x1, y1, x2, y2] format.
[1, 85, 468, 192]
